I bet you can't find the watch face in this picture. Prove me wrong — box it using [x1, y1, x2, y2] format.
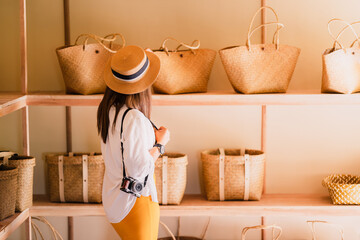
[160, 145, 165, 155]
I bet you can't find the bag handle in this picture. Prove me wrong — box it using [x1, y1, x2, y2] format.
[31, 216, 64, 240]
[241, 225, 282, 240]
[158, 37, 200, 56]
[328, 18, 360, 51]
[247, 6, 284, 50]
[0, 151, 16, 165]
[307, 220, 344, 240]
[160, 217, 211, 240]
[74, 33, 125, 53]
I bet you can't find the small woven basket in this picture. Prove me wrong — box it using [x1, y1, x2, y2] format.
[46, 152, 104, 203]
[7, 155, 36, 211]
[155, 153, 188, 205]
[201, 148, 265, 201]
[0, 165, 18, 220]
[323, 174, 360, 205]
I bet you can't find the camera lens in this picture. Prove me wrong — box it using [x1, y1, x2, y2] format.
[134, 183, 143, 192]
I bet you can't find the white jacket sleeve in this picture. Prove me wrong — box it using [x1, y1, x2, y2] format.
[122, 115, 154, 182]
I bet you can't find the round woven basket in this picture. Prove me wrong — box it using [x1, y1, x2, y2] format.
[8, 155, 36, 211]
[46, 153, 104, 203]
[0, 165, 18, 220]
[323, 174, 360, 205]
[201, 148, 265, 201]
[155, 153, 188, 205]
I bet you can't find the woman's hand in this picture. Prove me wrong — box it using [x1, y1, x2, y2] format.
[155, 126, 170, 145]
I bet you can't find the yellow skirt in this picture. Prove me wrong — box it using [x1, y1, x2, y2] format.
[111, 195, 160, 240]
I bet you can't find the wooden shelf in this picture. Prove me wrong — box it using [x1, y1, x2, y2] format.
[23, 91, 360, 107]
[0, 94, 26, 117]
[30, 194, 359, 217]
[0, 209, 29, 240]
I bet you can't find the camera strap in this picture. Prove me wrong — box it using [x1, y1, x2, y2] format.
[120, 108, 151, 187]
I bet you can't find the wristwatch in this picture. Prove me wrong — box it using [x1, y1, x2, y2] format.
[154, 143, 165, 155]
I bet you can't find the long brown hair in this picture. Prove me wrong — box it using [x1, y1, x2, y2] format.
[97, 87, 152, 143]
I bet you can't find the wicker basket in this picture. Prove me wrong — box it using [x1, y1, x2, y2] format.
[0, 165, 18, 220]
[201, 148, 265, 201]
[7, 155, 36, 211]
[155, 153, 188, 205]
[323, 174, 360, 205]
[45, 152, 104, 203]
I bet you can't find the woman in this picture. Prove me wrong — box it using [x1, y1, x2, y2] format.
[97, 45, 170, 239]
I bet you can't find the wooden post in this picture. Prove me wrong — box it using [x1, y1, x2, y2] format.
[20, 0, 27, 95]
[63, 0, 74, 239]
[261, 2, 267, 240]
[25, 217, 32, 240]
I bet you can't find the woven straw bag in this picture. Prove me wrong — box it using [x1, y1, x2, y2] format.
[155, 153, 188, 205]
[0, 152, 35, 211]
[158, 217, 211, 240]
[307, 221, 344, 240]
[219, 6, 300, 94]
[322, 19, 360, 94]
[56, 33, 125, 95]
[242, 225, 282, 240]
[45, 152, 104, 203]
[0, 164, 17, 220]
[201, 148, 265, 201]
[153, 38, 216, 94]
[322, 174, 360, 205]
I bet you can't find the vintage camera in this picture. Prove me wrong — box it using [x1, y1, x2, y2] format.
[120, 176, 144, 198]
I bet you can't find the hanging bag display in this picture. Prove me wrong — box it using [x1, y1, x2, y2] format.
[219, 6, 300, 94]
[201, 148, 265, 201]
[0, 151, 35, 211]
[241, 225, 282, 240]
[153, 37, 216, 94]
[45, 152, 104, 203]
[56, 33, 125, 95]
[158, 217, 211, 240]
[307, 220, 344, 240]
[155, 153, 188, 205]
[322, 174, 360, 205]
[322, 19, 360, 94]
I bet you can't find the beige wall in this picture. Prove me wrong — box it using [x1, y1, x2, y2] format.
[2, 0, 360, 239]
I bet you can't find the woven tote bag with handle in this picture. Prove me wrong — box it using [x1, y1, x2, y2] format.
[323, 174, 360, 205]
[158, 217, 211, 240]
[0, 162, 18, 220]
[219, 6, 300, 94]
[322, 19, 360, 94]
[307, 221, 344, 240]
[45, 152, 104, 203]
[155, 153, 188, 205]
[201, 148, 265, 201]
[56, 33, 125, 95]
[153, 37, 216, 94]
[242, 225, 282, 240]
[0, 151, 35, 211]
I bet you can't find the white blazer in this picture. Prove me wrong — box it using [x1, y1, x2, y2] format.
[101, 106, 157, 223]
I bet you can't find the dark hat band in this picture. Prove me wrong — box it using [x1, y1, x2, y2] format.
[111, 56, 149, 82]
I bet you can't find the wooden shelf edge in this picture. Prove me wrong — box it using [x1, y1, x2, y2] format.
[0, 95, 26, 117]
[30, 194, 360, 217]
[22, 91, 360, 107]
[0, 209, 29, 240]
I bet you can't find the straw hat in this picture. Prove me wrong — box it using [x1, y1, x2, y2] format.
[104, 45, 160, 94]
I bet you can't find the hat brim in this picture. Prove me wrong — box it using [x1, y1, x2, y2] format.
[104, 51, 160, 94]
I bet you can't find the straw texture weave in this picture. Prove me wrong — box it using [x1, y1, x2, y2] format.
[7, 156, 36, 211]
[0, 165, 18, 220]
[46, 153, 104, 203]
[155, 153, 188, 205]
[153, 49, 216, 94]
[322, 47, 360, 94]
[201, 149, 265, 201]
[323, 174, 360, 205]
[219, 44, 300, 94]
